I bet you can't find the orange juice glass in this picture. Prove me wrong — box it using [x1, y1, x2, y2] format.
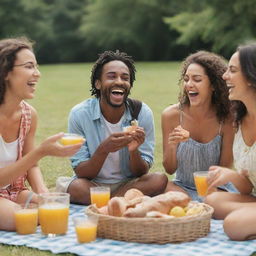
[193, 171, 209, 197]
[73, 215, 98, 243]
[38, 192, 70, 237]
[59, 133, 85, 145]
[90, 186, 110, 208]
[15, 203, 38, 235]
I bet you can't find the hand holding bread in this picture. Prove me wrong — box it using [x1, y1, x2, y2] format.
[168, 125, 190, 144]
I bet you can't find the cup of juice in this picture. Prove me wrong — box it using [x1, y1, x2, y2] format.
[38, 192, 70, 237]
[15, 203, 38, 235]
[59, 133, 85, 145]
[193, 171, 209, 197]
[90, 186, 110, 208]
[73, 215, 98, 243]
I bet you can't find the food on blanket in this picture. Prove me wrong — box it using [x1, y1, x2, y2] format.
[73, 216, 98, 243]
[107, 197, 128, 217]
[15, 206, 38, 235]
[90, 186, 111, 208]
[39, 203, 69, 235]
[177, 125, 190, 142]
[193, 171, 209, 197]
[123, 191, 190, 218]
[59, 133, 85, 145]
[124, 188, 144, 201]
[169, 206, 186, 217]
[185, 204, 205, 216]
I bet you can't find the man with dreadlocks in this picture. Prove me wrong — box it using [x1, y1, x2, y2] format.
[56, 50, 167, 205]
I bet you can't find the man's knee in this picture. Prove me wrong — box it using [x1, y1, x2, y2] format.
[67, 178, 91, 205]
[148, 172, 168, 194]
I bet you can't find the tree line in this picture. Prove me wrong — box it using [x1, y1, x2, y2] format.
[1, 0, 255, 63]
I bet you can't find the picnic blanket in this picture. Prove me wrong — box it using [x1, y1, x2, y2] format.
[0, 204, 255, 256]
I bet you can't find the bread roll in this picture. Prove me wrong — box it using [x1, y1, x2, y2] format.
[124, 188, 144, 201]
[107, 197, 128, 217]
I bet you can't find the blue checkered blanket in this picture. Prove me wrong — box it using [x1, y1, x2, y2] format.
[0, 204, 255, 256]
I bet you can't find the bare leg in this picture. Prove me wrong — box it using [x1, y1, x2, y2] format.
[205, 192, 256, 219]
[164, 180, 190, 196]
[113, 172, 168, 197]
[0, 198, 17, 231]
[67, 178, 95, 205]
[224, 204, 256, 240]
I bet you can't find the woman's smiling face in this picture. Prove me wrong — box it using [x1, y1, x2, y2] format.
[183, 63, 213, 106]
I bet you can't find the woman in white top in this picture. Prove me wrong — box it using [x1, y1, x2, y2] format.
[205, 43, 256, 241]
[0, 37, 82, 231]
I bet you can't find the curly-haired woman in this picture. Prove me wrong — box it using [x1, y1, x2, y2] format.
[162, 51, 237, 201]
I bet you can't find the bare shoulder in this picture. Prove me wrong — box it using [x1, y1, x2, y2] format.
[162, 103, 180, 119]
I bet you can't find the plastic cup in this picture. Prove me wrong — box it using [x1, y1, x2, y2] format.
[193, 171, 209, 197]
[73, 215, 98, 243]
[14, 203, 38, 235]
[90, 186, 110, 208]
[38, 192, 70, 237]
[59, 133, 85, 145]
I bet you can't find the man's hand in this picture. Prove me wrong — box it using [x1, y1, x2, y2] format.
[100, 132, 133, 153]
[127, 127, 145, 152]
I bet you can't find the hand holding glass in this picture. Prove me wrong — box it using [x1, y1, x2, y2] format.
[59, 133, 85, 145]
[193, 171, 209, 197]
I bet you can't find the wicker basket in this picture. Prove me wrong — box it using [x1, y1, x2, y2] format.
[86, 203, 214, 244]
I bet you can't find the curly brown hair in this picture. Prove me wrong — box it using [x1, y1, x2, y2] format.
[0, 37, 33, 105]
[178, 51, 230, 122]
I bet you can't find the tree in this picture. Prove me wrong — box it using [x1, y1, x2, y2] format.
[79, 0, 172, 60]
[165, 0, 256, 57]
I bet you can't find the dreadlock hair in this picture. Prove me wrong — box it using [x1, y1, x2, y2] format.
[0, 37, 34, 105]
[178, 50, 230, 122]
[90, 50, 136, 98]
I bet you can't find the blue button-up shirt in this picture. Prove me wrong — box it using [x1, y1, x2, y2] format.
[68, 98, 155, 183]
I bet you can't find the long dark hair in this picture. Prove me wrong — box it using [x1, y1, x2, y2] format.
[232, 43, 256, 125]
[0, 37, 33, 104]
[179, 51, 230, 122]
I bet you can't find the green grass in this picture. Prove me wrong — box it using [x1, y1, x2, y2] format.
[0, 61, 181, 255]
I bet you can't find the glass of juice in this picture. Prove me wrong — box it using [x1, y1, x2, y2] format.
[38, 192, 70, 237]
[15, 203, 38, 235]
[73, 214, 98, 243]
[193, 171, 209, 197]
[59, 133, 85, 146]
[90, 186, 110, 208]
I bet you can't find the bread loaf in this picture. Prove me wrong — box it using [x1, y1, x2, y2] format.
[123, 191, 190, 217]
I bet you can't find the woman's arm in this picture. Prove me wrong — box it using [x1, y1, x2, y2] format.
[219, 118, 235, 167]
[25, 108, 48, 193]
[161, 105, 180, 175]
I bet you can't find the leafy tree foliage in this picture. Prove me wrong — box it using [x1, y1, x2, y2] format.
[165, 0, 256, 57]
[79, 0, 172, 60]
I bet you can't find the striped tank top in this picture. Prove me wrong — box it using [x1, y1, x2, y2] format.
[174, 111, 222, 188]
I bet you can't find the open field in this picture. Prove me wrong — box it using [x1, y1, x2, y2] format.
[0, 61, 181, 255]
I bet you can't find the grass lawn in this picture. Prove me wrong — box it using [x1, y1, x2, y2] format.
[0, 61, 181, 255]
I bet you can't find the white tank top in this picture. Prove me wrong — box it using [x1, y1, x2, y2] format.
[0, 135, 19, 188]
[94, 116, 125, 183]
